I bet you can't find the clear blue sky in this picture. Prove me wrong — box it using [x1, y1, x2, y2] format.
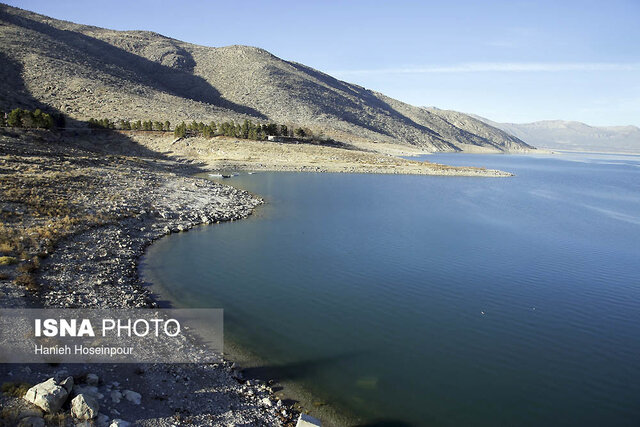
[7, 0, 640, 126]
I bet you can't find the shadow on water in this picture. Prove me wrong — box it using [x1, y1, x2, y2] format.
[241, 351, 366, 382]
[353, 421, 415, 427]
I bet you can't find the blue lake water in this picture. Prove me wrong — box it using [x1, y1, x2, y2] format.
[141, 153, 640, 426]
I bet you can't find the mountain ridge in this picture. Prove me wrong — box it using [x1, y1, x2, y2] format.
[469, 114, 640, 153]
[0, 4, 533, 152]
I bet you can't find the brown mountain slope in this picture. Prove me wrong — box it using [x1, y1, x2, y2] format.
[0, 4, 533, 152]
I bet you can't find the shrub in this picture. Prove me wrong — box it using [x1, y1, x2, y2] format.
[0, 256, 17, 266]
[17, 259, 38, 273]
[14, 273, 38, 291]
[7, 108, 22, 127]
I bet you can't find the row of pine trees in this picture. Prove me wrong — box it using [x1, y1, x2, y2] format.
[88, 118, 171, 131]
[173, 119, 310, 140]
[1, 110, 313, 142]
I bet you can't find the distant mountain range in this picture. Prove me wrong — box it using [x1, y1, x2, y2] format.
[470, 115, 640, 153]
[0, 4, 533, 153]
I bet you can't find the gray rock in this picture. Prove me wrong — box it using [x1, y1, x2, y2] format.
[23, 378, 69, 413]
[122, 390, 141, 405]
[73, 385, 103, 400]
[96, 413, 111, 427]
[60, 376, 74, 393]
[110, 390, 122, 403]
[71, 393, 100, 420]
[86, 373, 99, 386]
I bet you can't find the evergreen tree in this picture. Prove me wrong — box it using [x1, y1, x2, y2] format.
[174, 121, 186, 138]
[7, 109, 22, 127]
[164, 121, 171, 132]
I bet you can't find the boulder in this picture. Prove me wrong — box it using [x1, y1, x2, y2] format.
[71, 393, 100, 420]
[59, 376, 74, 393]
[110, 420, 132, 427]
[23, 378, 69, 413]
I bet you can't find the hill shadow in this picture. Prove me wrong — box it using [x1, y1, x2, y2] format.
[0, 7, 266, 120]
[0, 50, 208, 174]
[286, 61, 456, 148]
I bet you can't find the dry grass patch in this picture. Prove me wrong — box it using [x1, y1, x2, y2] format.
[0, 381, 31, 397]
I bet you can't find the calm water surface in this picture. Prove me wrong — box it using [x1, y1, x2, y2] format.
[141, 153, 640, 426]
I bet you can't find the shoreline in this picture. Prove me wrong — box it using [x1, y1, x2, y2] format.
[0, 130, 295, 426]
[0, 129, 514, 425]
[122, 132, 515, 178]
[140, 205, 360, 427]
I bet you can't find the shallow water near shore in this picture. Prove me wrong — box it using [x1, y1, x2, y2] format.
[141, 152, 640, 426]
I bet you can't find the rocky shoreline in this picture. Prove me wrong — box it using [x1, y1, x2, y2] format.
[0, 130, 301, 426]
[0, 129, 510, 426]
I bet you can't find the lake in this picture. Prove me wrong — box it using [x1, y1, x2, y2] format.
[141, 152, 640, 426]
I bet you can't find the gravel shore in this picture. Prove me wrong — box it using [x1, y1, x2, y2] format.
[0, 130, 295, 426]
[0, 129, 512, 426]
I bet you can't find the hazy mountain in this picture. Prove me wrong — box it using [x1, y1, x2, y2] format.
[0, 4, 533, 153]
[470, 115, 640, 153]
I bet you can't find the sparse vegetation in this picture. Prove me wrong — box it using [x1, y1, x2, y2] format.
[0, 256, 18, 266]
[0, 142, 136, 295]
[44, 413, 71, 426]
[1, 381, 31, 397]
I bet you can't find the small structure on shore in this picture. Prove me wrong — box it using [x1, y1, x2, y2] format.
[267, 135, 301, 143]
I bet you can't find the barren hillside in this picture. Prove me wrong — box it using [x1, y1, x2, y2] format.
[0, 4, 533, 152]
